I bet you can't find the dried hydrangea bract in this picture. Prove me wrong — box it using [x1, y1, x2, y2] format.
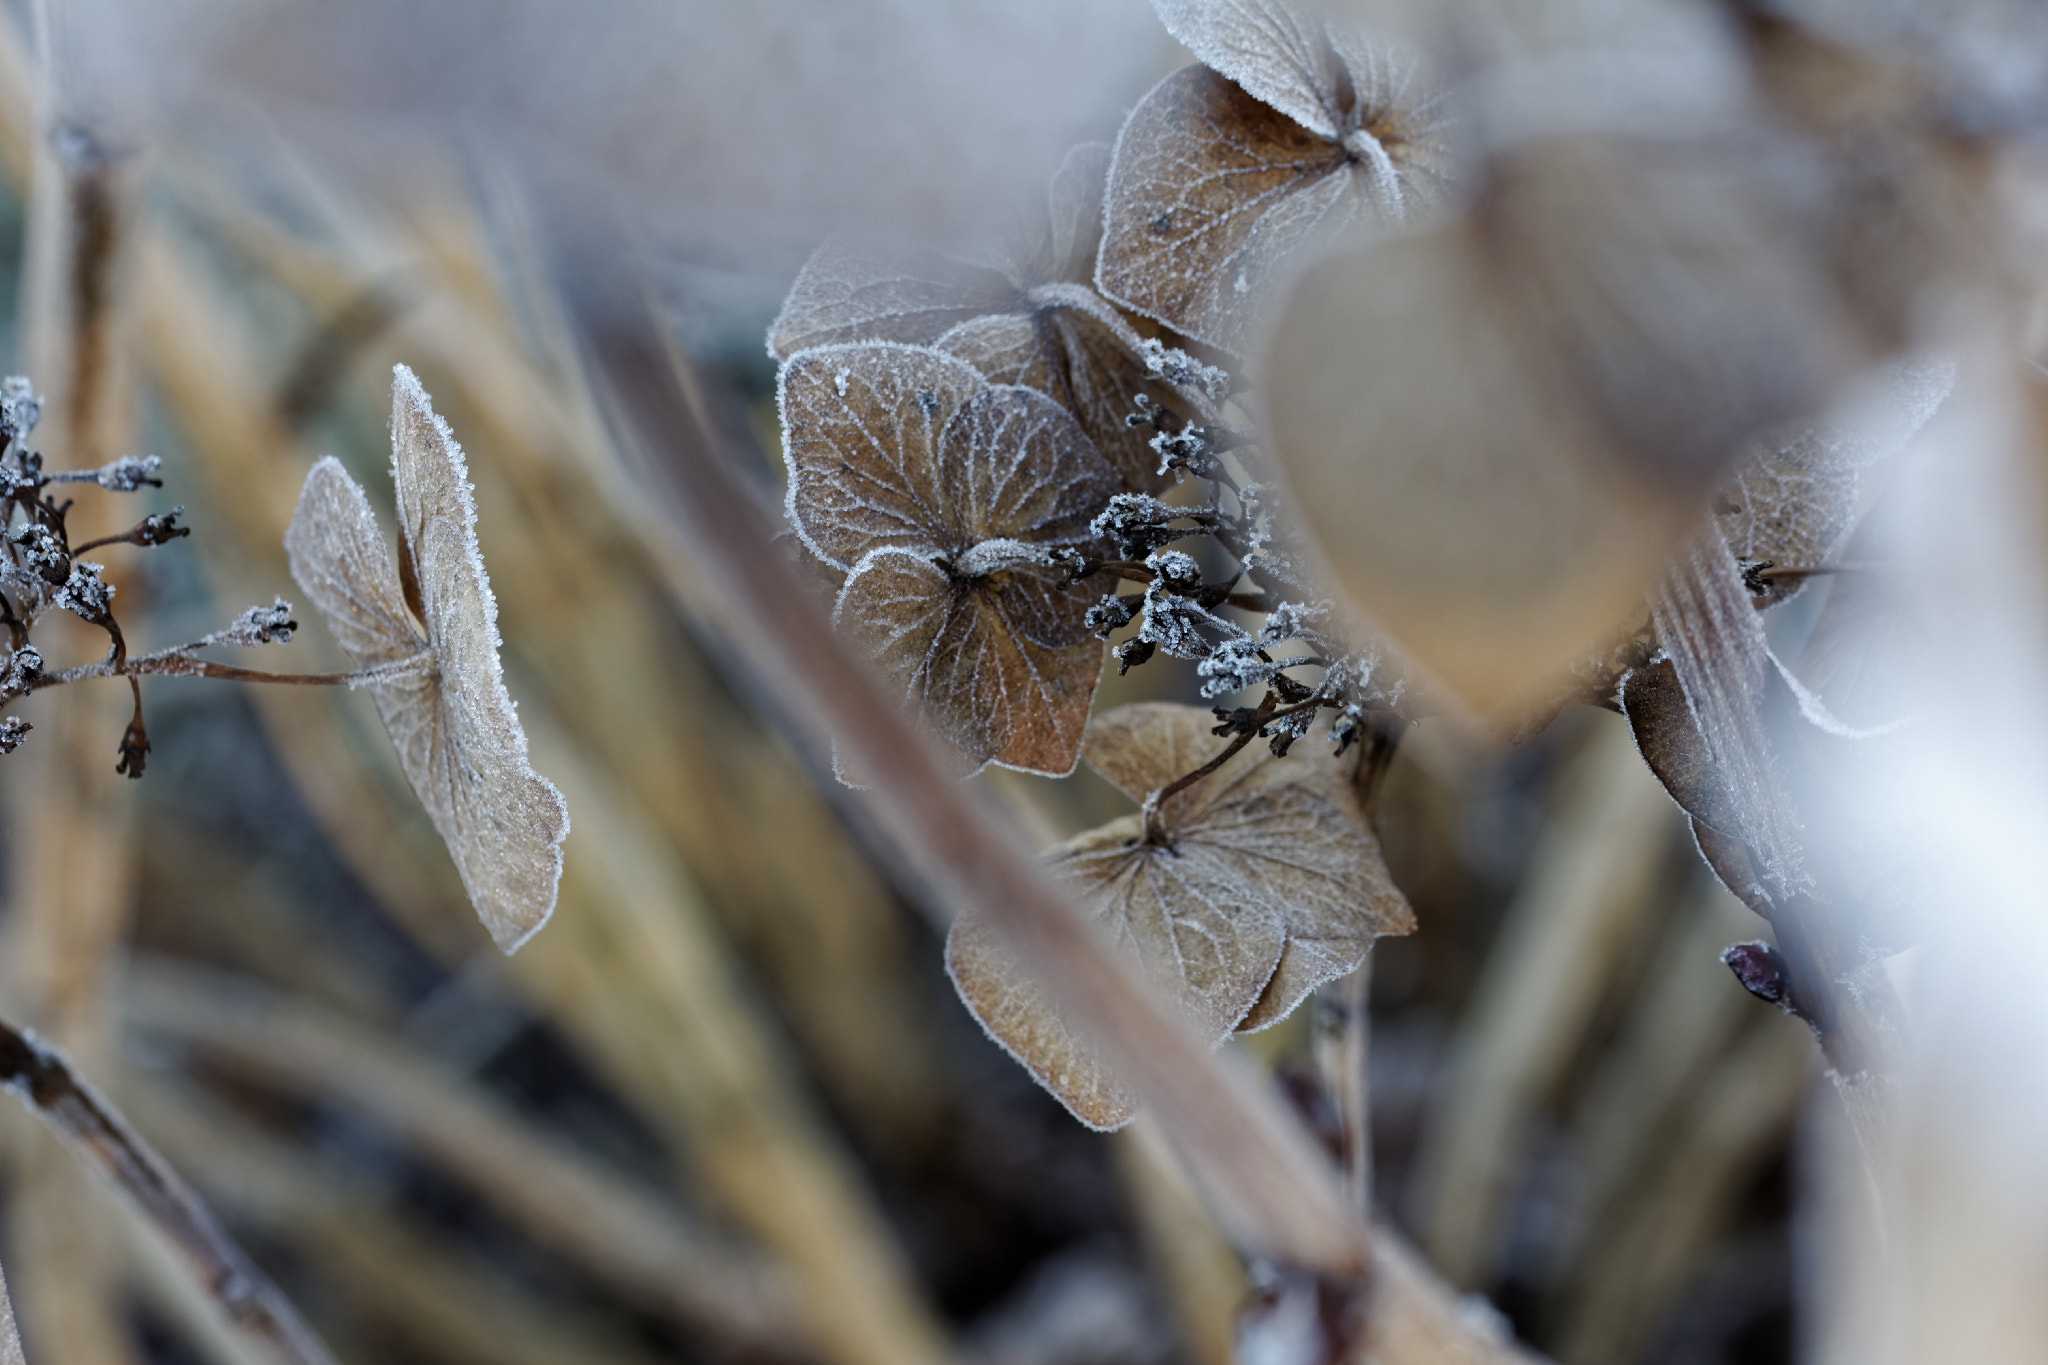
[946, 703, 1413, 1129]
[285, 366, 569, 953]
[781, 342, 1120, 776]
[770, 144, 1179, 492]
[1096, 1, 1449, 356]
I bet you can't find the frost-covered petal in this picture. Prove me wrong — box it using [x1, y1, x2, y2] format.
[834, 546, 1101, 776]
[767, 239, 1019, 361]
[377, 367, 569, 953]
[946, 702, 1412, 1128]
[937, 384, 1121, 548]
[779, 342, 982, 568]
[284, 456, 423, 670]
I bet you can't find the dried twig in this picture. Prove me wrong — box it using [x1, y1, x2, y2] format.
[0, 1020, 338, 1365]
[122, 958, 801, 1354]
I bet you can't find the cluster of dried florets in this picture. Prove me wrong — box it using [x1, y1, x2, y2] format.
[767, 0, 1447, 1124]
[0, 374, 280, 778]
[770, 0, 1446, 792]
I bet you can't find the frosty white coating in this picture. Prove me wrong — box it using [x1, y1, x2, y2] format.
[284, 367, 569, 953]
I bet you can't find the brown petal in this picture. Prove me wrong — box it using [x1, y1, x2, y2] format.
[767, 239, 1019, 360]
[835, 547, 1102, 775]
[947, 702, 1414, 1125]
[939, 296, 1179, 495]
[380, 368, 569, 953]
[1719, 356, 1953, 606]
[937, 383, 1125, 546]
[1098, 64, 1359, 355]
[779, 342, 983, 567]
[1151, 0, 1354, 138]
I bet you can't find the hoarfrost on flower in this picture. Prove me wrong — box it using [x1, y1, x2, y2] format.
[284, 366, 569, 954]
[946, 703, 1413, 1129]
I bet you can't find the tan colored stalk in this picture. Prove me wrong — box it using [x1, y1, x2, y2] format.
[122, 958, 801, 1353]
[1409, 717, 1678, 1286]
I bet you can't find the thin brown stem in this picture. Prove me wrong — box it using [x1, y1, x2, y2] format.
[1143, 720, 1265, 845]
[32, 651, 426, 691]
[0, 1019, 339, 1365]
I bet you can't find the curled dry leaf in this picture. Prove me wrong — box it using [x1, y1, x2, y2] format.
[1262, 127, 1850, 716]
[947, 703, 1413, 1129]
[770, 144, 1179, 491]
[1097, 0, 1450, 357]
[1619, 655, 1743, 839]
[285, 366, 569, 953]
[780, 342, 1120, 776]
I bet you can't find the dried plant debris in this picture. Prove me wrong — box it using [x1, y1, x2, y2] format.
[1718, 354, 1954, 607]
[285, 366, 568, 952]
[1620, 656, 1743, 840]
[1097, 0, 1450, 356]
[771, 144, 1182, 491]
[781, 342, 1121, 776]
[947, 703, 1412, 1129]
[1262, 123, 1851, 714]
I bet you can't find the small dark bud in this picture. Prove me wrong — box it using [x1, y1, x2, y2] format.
[10, 522, 68, 583]
[0, 715, 28, 754]
[1114, 636, 1155, 675]
[92, 455, 162, 492]
[54, 561, 114, 622]
[1084, 592, 1138, 639]
[1721, 940, 1813, 1024]
[134, 506, 190, 546]
[1212, 705, 1262, 737]
[116, 713, 150, 778]
[1145, 548, 1202, 591]
[1739, 559, 1773, 598]
[0, 376, 43, 447]
[1330, 705, 1363, 758]
[2, 646, 42, 697]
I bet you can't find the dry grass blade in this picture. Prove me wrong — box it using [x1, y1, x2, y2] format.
[286, 371, 570, 952]
[117, 1077, 677, 1365]
[1410, 719, 1677, 1287]
[121, 958, 801, 1354]
[948, 703, 1412, 1128]
[0, 1021, 337, 1365]
[577, 295, 1543, 1365]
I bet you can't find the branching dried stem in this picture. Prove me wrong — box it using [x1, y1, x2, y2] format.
[0, 1017, 339, 1365]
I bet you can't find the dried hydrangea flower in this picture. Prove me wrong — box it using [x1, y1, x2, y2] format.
[285, 366, 568, 953]
[947, 702, 1413, 1128]
[781, 342, 1120, 776]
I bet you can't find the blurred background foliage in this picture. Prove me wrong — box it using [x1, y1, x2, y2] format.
[0, 5, 1813, 1364]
